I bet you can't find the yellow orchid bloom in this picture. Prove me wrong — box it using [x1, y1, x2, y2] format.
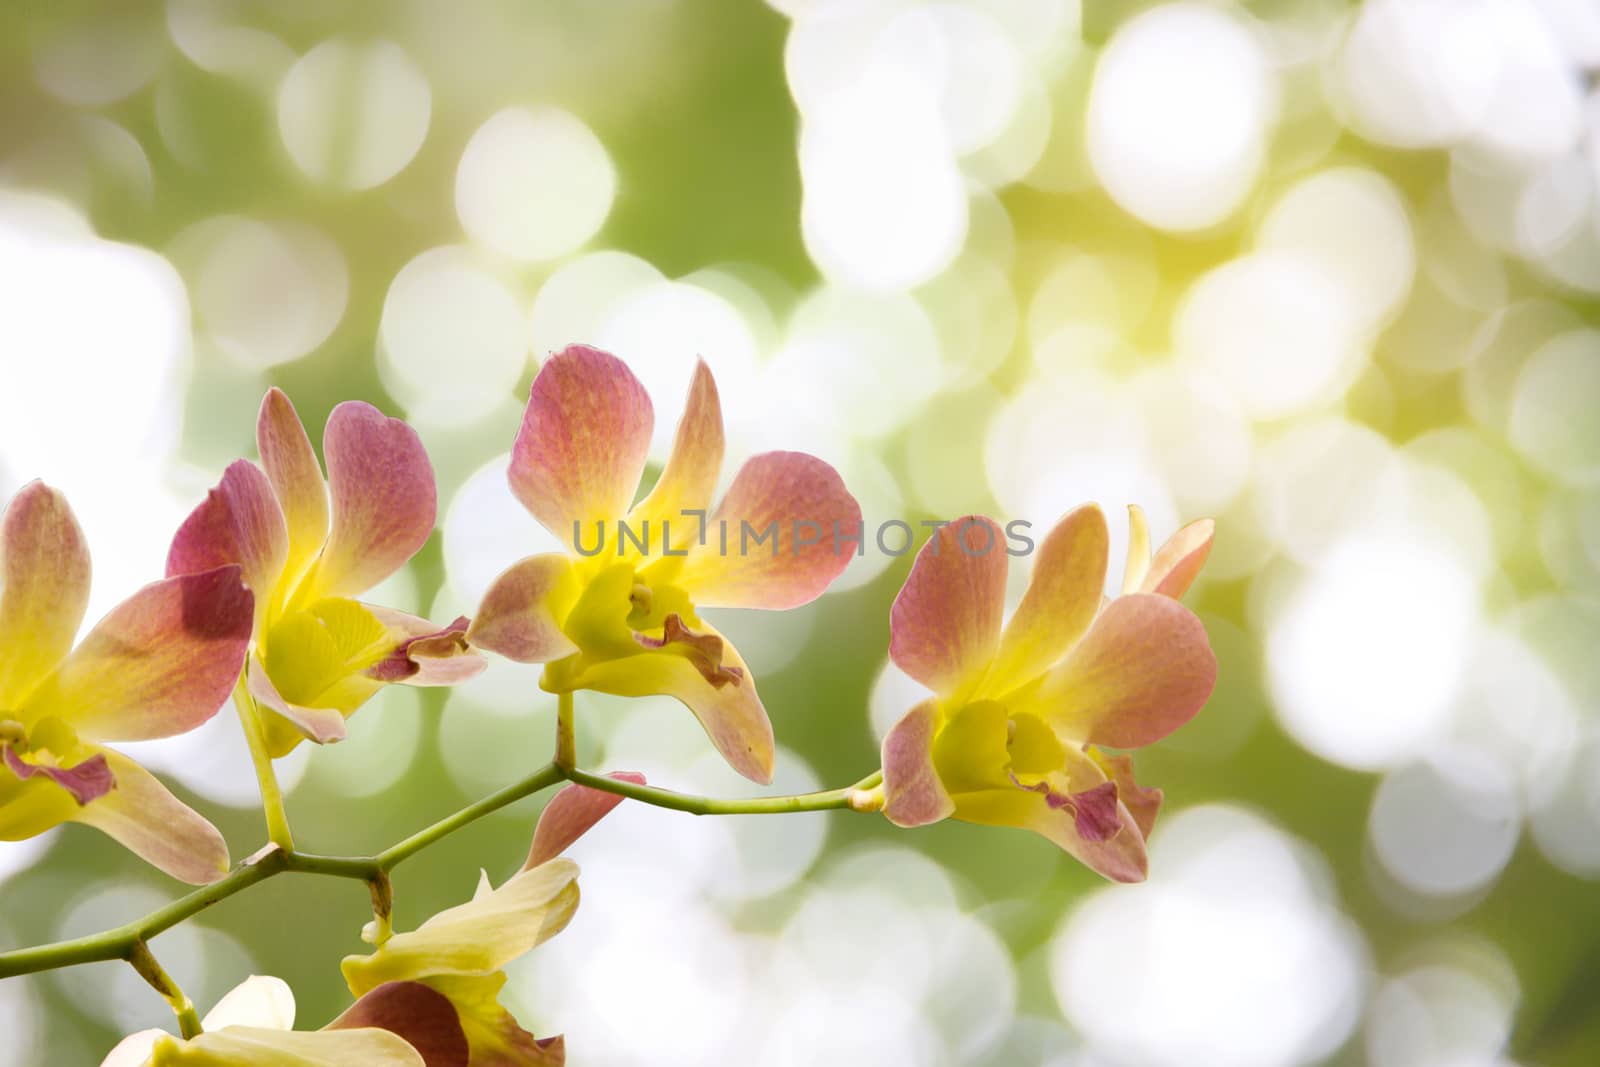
[330, 772, 642, 1066]
[100, 975, 426, 1066]
[0, 481, 253, 883]
[338, 859, 581, 1066]
[167, 389, 483, 757]
[880, 507, 1217, 882]
[469, 345, 860, 783]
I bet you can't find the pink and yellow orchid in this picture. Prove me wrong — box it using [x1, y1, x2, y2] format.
[333, 775, 642, 1067]
[167, 389, 483, 757]
[101, 974, 427, 1066]
[0, 482, 253, 884]
[880, 507, 1217, 882]
[469, 345, 860, 784]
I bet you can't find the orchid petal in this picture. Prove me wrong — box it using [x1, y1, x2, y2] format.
[329, 981, 468, 1067]
[27, 566, 253, 742]
[956, 784, 1150, 883]
[363, 609, 485, 686]
[3, 746, 113, 805]
[1038, 593, 1217, 749]
[257, 388, 331, 593]
[525, 771, 646, 868]
[202, 975, 296, 1032]
[955, 744, 1149, 883]
[0, 481, 90, 708]
[426, 974, 566, 1067]
[147, 1026, 424, 1066]
[980, 505, 1108, 699]
[252, 596, 412, 753]
[0, 717, 89, 839]
[466, 555, 581, 664]
[1121, 504, 1151, 595]
[888, 517, 1007, 697]
[342, 859, 580, 995]
[1102, 752, 1162, 840]
[572, 626, 775, 784]
[101, 1030, 164, 1067]
[509, 344, 653, 543]
[628, 360, 723, 534]
[672, 451, 860, 610]
[1141, 518, 1214, 599]
[881, 699, 955, 827]
[166, 460, 288, 632]
[246, 659, 351, 751]
[308, 402, 436, 600]
[71, 748, 230, 884]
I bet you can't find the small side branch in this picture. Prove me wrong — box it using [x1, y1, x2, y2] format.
[127, 940, 202, 1039]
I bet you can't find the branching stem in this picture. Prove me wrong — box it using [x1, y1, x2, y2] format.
[0, 694, 884, 993]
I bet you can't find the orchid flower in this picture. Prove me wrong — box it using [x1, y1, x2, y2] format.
[167, 389, 483, 757]
[468, 345, 860, 784]
[100, 975, 426, 1066]
[0, 482, 252, 884]
[337, 767, 647, 1067]
[880, 507, 1217, 882]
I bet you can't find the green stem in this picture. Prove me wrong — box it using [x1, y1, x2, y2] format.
[234, 682, 294, 851]
[0, 755, 884, 983]
[127, 939, 203, 1039]
[558, 765, 885, 815]
[555, 690, 576, 769]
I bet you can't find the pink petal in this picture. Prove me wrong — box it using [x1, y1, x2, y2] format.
[1030, 797, 1149, 883]
[888, 517, 1007, 697]
[1041, 593, 1217, 750]
[955, 778, 1150, 884]
[363, 610, 486, 686]
[673, 451, 861, 610]
[257, 387, 331, 591]
[1141, 518, 1214, 599]
[328, 981, 469, 1067]
[1102, 751, 1162, 839]
[573, 627, 775, 784]
[981, 505, 1108, 698]
[246, 659, 350, 746]
[311, 401, 437, 600]
[166, 460, 288, 630]
[3, 747, 113, 805]
[71, 748, 230, 884]
[0, 481, 90, 708]
[633, 615, 745, 687]
[525, 771, 647, 868]
[881, 699, 955, 827]
[466, 554, 580, 664]
[27, 566, 253, 743]
[628, 360, 724, 532]
[1012, 775, 1121, 843]
[509, 344, 653, 542]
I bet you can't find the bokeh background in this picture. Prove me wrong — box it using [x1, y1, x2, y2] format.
[2, 0, 1599, 1063]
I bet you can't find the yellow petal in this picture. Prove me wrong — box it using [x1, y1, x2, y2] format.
[201, 976, 296, 1032]
[341, 859, 580, 997]
[0, 481, 91, 709]
[979, 504, 1108, 700]
[428, 973, 566, 1067]
[626, 360, 723, 547]
[1121, 504, 1151, 595]
[571, 625, 775, 784]
[71, 748, 231, 884]
[148, 1026, 423, 1066]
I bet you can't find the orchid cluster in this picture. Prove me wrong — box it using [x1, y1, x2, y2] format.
[0, 344, 1218, 1064]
